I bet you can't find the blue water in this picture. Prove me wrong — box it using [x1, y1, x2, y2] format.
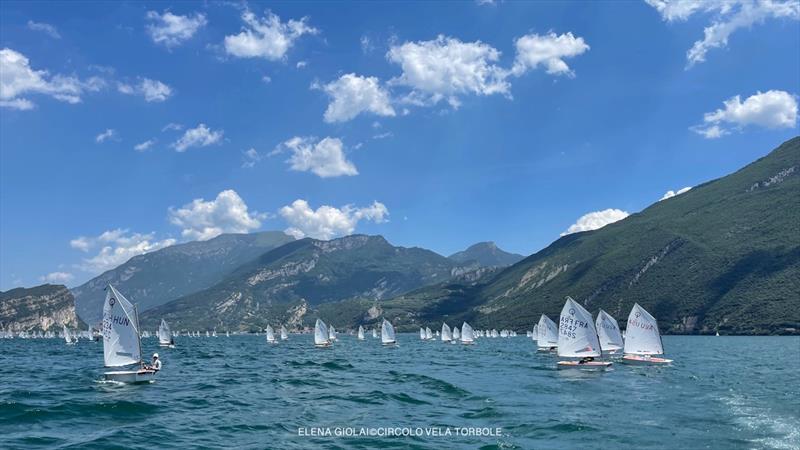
[1, 335, 798, 449]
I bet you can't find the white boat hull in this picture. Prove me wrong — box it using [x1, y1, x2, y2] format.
[104, 369, 157, 383]
[557, 361, 612, 370]
[622, 355, 673, 365]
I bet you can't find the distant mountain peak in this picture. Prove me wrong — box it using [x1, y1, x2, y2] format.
[448, 241, 525, 267]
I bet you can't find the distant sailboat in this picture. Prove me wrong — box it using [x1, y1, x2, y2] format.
[357, 325, 365, 340]
[419, 328, 426, 340]
[266, 325, 277, 344]
[329, 325, 338, 341]
[63, 325, 76, 345]
[556, 297, 611, 369]
[596, 309, 623, 355]
[372, 328, 378, 339]
[461, 322, 475, 345]
[226, 331, 230, 337]
[381, 319, 396, 346]
[158, 319, 174, 347]
[280, 325, 289, 340]
[622, 303, 672, 364]
[425, 327, 433, 340]
[441, 323, 452, 342]
[537, 314, 558, 351]
[314, 319, 331, 348]
[532, 324, 539, 342]
[102, 285, 156, 383]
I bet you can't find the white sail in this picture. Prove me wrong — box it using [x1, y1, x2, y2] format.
[280, 325, 288, 340]
[461, 322, 475, 344]
[596, 309, 624, 351]
[63, 325, 72, 343]
[557, 297, 601, 358]
[532, 324, 539, 341]
[329, 325, 337, 340]
[357, 325, 365, 340]
[381, 319, 396, 344]
[537, 315, 558, 348]
[372, 328, 378, 338]
[425, 327, 433, 340]
[314, 319, 329, 346]
[158, 319, 172, 345]
[419, 328, 426, 340]
[624, 303, 664, 355]
[266, 325, 276, 342]
[453, 327, 460, 340]
[441, 323, 452, 342]
[102, 285, 142, 367]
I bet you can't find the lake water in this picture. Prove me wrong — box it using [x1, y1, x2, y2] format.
[1, 335, 798, 449]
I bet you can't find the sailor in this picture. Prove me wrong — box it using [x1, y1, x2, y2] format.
[578, 356, 595, 364]
[147, 353, 162, 371]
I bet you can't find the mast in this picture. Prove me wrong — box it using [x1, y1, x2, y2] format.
[134, 303, 143, 367]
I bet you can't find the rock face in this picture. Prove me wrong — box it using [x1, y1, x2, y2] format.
[72, 231, 294, 324]
[448, 242, 525, 267]
[0, 284, 82, 331]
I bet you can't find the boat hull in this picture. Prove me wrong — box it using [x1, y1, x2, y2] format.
[622, 355, 673, 365]
[104, 369, 156, 383]
[557, 361, 612, 370]
[314, 343, 332, 348]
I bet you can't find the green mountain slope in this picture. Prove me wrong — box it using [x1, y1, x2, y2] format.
[395, 137, 800, 335]
[448, 241, 525, 267]
[72, 231, 294, 324]
[141, 235, 472, 330]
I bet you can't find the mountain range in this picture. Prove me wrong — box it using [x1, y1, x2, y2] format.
[0, 284, 83, 331]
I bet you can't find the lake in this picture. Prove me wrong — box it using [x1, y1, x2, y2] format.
[1, 335, 798, 449]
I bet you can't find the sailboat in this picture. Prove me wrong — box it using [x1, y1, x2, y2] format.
[381, 319, 396, 346]
[372, 328, 378, 339]
[556, 297, 611, 369]
[460, 322, 475, 345]
[537, 314, 558, 351]
[266, 325, 278, 344]
[314, 319, 331, 348]
[63, 325, 76, 345]
[596, 309, 623, 355]
[425, 327, 433, 340]
[452, 326, 460, 344]
[419, 328, 426, 340]
[329, 325, 337, 341]
[226, 331, 230, 337]
[532, 324, 539, 342]
[622, 303, 672, 364]
[102, 285, 156, 383]
[357, 325, 365, 340]
[441, 323, 452, 342]
[158, 319, 174, 347]
[280, 325, 289, 340]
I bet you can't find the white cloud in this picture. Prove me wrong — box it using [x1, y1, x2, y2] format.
[171, 123, 223, 152]
[273, 136, 358, 178]
[168, 189, 264, 241]
[660, 186, 692, 201]
[134, 139, 156, 152]
[692, 90, 798, 138]
[162, 122, 182, 132]
[117, 78, 172, 102]
[296, 60, 308, 69]
[71, 228, 176, 273]
[224, 10, 318, 60]
[646, 0, 800, 67]
[317, 73, 395, 123]
[360, 35, 374, 54]
[27, 21, 61, 39]
[512, 32, 590, 77]
[262, 75, 272, 84]
[40, 271, 74, 284]
[241, 147, 262, 168]
[560, 208, 629, 236]
[95, 129, 116, 143]
[386, 35, 510, 107]
[146, 10, 207, 48]
[0, 48, 103, 109]
[279, 199, 389, 240]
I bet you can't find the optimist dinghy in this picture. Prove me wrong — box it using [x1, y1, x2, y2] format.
[596, 309, 623, 355]
[357, 325, 365, 340]
[280, 325, 289, 341]
[158, 319, 174, 348]
[460, 322, 475, 345]
[266, 325, 278, 344]
[381, 319, 396, 346]
[314, 319, 332, 348]
[622, 303, 672, 365]
[536, 315, 559, 352]
[425, 327, 433, 340]
[441, 323, 452, 342]
[556, 297, 611, 369]
[102, 285, 156, 383]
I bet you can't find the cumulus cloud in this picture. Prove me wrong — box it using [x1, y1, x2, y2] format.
[95, 129, 116, 143]
[512, 32, 590, 77]
[171, 123, 223, 152]
[560, 208, 629, 236]
[117, 78, 173, 102]
[40, 271, 74, 284]
[386, 35, 510, 107]
[0, 48, 104, 109]
[272, 136, 358, 178]
[146, 10, 207, 48]
[134, 139, 156, 152]
[692, 90, 798, 138]
[279, 199, 389, 240]
[27, 21, 61, 39]
[241, 148, 262, 168]
[316, 73, 395, 123]
[660, 186, 692, 201]
[71, 229, 176, 273]
[168, 189, 265, 241]
[224, 10, 318, 60]
[646, 0, 800, 67]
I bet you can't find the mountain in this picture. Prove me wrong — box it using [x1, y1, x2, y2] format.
[0, 284, 83, 331]
[141, 235, 473, 330]
[387, 137, 800, 335]
[72, 231, 294, 324]
[448, 241, 525, 267]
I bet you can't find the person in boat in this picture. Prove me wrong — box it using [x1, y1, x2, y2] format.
[144, 353, 162, 372]
[578, 356, 595, 364]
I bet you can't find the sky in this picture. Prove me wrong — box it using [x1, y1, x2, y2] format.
[1, 0, 799, 290]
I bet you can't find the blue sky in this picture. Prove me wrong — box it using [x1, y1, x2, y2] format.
[1, 0, 798, 290]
